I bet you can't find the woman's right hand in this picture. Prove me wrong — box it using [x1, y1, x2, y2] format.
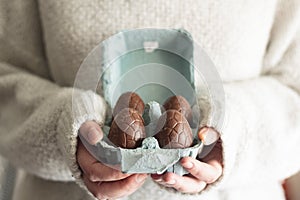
[77, 121, 148, 200]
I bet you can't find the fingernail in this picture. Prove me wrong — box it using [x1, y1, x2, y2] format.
[151, 174, 162, 182]
[154, 177, 163, 182]
[87, 128, 101, 144]
[198, 128, 220, 145]
[183, 161, 193, 169]
[136, 174, 146, 183]
[167, 179, 176, 185]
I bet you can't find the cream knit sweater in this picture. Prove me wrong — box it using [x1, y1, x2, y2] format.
[0, 0, 300, 200]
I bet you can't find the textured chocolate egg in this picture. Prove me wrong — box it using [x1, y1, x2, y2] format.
[113, 92, 145, 117]
[108, 108, 146, 149]
[154, 110, 193, 149]
[163, 95, 192, 124]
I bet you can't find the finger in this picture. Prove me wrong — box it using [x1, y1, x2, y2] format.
[77, 141, 130, 182]
[152, 172, 206, 193]
[79, 121, 103, 145]
[181, 157, 222, 183]
[83, 173, 148, 199]
[197, 127, 220, 146]
[201, 138, 223, 164]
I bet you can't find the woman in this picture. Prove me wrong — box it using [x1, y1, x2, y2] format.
[0, 0, 300, 199]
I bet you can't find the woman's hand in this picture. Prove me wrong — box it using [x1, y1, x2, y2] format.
[151, 127, 223, 194]
[77, 121, 148, 200]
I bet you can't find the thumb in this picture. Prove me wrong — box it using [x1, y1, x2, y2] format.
[197, 127, 220, 146]
[79, 121, 103, 145]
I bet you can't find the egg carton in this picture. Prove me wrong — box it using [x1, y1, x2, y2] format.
[81, 136, 202, 175]
[78, 28, 206, 175]
[80, 100, 203, 175]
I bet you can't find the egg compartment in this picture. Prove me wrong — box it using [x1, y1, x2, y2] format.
[77, 28, 205, 176]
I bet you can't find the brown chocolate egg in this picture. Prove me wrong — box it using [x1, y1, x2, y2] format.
[163, 95, 193, 125]
[108, 108, 146, 149]
[113, 92, 145, 117]
[154, 110, 193, 149]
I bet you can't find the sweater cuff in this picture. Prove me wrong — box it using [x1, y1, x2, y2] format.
[56, 89, 106, 193]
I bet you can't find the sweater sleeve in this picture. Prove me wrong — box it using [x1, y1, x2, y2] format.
[0, 0, 107, 183]
[0, 62, 106, 181]
[202, 1, 300, 189]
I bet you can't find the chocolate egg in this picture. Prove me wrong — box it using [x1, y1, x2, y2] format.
[108, 108, 146, 149]
[113, 92, 145, 116]
[163, 95, 192, 125]
[154, 110, 193, 149]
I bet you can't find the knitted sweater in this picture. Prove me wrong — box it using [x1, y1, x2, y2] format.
[1, 0, 300, 200]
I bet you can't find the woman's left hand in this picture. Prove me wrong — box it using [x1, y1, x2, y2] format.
[151, 128, 223, 194]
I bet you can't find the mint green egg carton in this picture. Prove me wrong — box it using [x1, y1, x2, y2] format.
[79, 28, 203, 176]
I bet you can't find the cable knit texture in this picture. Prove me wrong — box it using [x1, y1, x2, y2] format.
[0, 0, 300, 200]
